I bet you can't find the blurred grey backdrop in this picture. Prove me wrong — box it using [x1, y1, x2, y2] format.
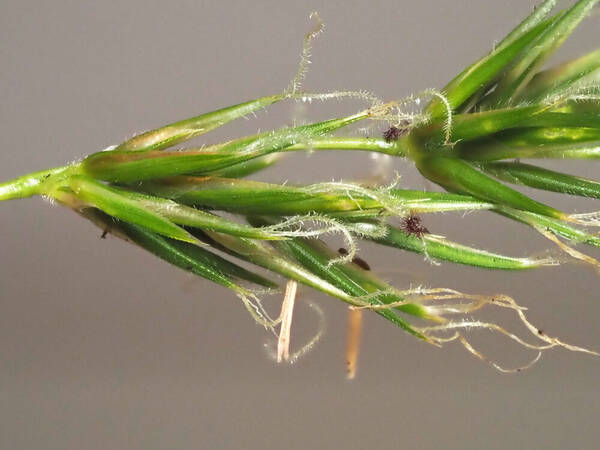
[1, 1, 599, 449]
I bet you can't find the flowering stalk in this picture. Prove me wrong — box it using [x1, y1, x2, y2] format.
[2, 0, 600, 370]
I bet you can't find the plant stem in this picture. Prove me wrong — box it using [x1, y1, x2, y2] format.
[285, 137, 409, 157]
[0, 165, 73, 201]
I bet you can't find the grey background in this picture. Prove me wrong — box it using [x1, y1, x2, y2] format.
[1, 1, 599, 449]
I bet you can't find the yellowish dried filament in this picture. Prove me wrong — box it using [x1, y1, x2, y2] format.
[346, 307, 363, 379]
[277, 280, 298, 363]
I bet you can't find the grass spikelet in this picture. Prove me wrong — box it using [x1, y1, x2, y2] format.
[2, 0, 600, 374]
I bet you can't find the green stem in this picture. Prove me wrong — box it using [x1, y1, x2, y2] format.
[285, 137, 409, 157]
[0, 165, 73, 201]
